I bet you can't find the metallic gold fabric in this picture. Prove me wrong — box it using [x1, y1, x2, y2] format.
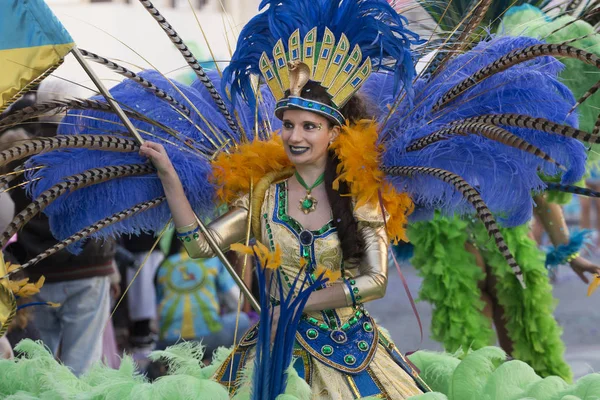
[176, 207, 249, 259]
[342, 222, 389, 306]
[191, 180, 423, 398]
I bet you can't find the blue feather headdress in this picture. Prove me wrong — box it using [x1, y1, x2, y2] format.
[15, 70, 277, 248]
[223, 0, 423, 115]
[364, 36, 587, 227]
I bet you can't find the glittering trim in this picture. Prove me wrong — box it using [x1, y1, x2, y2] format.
[295, 319, 378, 374]
[273, 181, 335, 238]
[366, 367, 389, 399]
[175, 225, 200, 237]
[378, 329, 432, 393]
[344, 368, 388, 399]
[344, 374, 362, 398]
[275, 96, 345, 126]
[293, 348, 313, 386]
[238, 323, 259, 347]
[215, 346, 250, 394]
[272, 181, 335, 289]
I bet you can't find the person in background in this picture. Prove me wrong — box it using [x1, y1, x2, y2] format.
[121, 232, 165, 355]
[4, 79, 117, 376]
[155, 250, 250, 362]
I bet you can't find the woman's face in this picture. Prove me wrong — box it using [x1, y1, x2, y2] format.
[281, 109, 339, 168]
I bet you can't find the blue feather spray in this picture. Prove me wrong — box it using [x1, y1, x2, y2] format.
[252, 257, 330, 400]
[24, 70, 277, 246]
[224, 0, 423, 109]
[362, 35, 587, 227]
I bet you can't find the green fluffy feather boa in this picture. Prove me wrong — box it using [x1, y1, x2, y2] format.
[409, 215, 572, 381]
[1, 340, 598, 399]
[408, 347, 600, 400]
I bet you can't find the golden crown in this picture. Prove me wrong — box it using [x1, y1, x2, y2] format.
[259, 27, 372, 111]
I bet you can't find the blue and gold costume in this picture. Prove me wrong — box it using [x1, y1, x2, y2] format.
[178, 180, 428, 399]
[4, 0, 600, 398]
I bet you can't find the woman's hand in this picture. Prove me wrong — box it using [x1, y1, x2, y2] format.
[139, 141, 176, 178]
[569, 256, 600, 284]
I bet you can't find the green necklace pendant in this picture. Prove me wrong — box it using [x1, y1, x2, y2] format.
[295, 171, 325, 215]
[300, 193, 318, 214]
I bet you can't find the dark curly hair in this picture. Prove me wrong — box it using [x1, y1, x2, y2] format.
[287, 81, 370, 261]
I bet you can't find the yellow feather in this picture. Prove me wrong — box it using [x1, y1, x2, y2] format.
[230, 243, 254, 256]
[213, 121, 413, 243]
[588, 274, 600, 296]
[331, 120, 413, 243]
[211, 135, 291, 204]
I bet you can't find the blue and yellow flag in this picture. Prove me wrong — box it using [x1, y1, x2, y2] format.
[0, 0, 74, 112]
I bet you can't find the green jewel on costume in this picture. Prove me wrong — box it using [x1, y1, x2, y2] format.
[294, 170, 325, 214]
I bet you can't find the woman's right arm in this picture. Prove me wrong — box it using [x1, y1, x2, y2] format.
[140, 141, 248, 258]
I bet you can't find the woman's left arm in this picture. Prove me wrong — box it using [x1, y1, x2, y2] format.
[302, 222, 388, 312]
[534, 194, 600, 283]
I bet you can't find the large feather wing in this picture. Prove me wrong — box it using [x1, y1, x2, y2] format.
[365, 36, 586, 226]
[23, 70, 276, 243]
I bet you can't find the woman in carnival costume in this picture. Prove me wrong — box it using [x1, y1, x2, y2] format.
[406, 0, 600, 382]
[2, 0, 600, 398]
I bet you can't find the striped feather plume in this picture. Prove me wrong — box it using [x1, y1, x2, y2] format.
[224, 0, 422, 109]
[0, 135, 139, 169]
[19, 69, 276, 244]
[418, 0, 552, 34]
[405, 121, 565, 170]
[418, 0, 552, 76]
[79, 48, 191, 116]
[137, 0, 239, 133]
[362, 35, 587, 227]
[7, 197, 166, 276]
[4, 164, 154, 250]
[383, 166, 525, 288]
[500, 4, 600, 160]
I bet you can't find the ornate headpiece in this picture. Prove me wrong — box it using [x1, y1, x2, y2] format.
[261, 28, 372, 125]
[224, 0, 422, 126]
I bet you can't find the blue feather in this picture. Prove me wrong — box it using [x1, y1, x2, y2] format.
[545, 229, 593, 269]
[251, 257, 330, 400]
[23, 70, 277, 245]
[391, 241, 415, 262]
[362, 35, 587, 226]
[223, 0, 423, 109]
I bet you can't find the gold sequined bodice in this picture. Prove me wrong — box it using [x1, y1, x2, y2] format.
[259, 180, 356, 325]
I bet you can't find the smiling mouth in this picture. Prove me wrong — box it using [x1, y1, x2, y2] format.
[289, 145, 309, 155]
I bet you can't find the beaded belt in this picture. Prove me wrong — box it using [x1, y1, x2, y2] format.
[295, 312, 377, 374]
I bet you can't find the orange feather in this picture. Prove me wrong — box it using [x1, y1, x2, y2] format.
[331, 120, 413, 243]
[211, 135, 291, 204]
